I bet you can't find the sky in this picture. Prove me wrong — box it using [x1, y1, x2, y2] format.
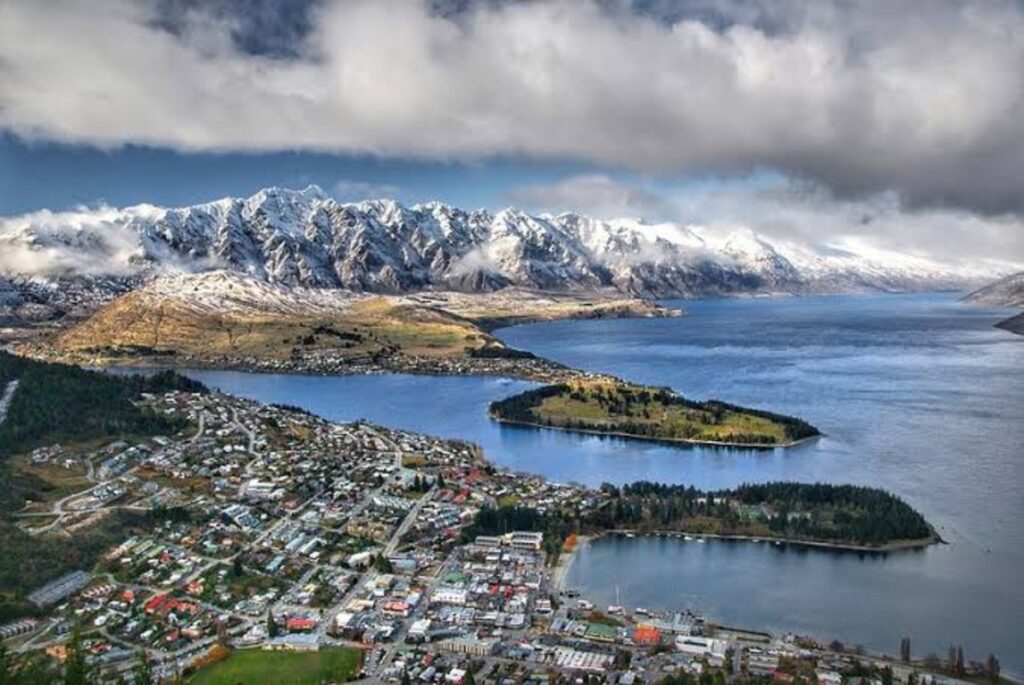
[1, 0, 1023, 269]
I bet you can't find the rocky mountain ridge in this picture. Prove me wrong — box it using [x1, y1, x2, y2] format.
[0, 187, 1003, 316]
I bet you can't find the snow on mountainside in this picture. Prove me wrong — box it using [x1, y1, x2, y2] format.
[0, 186, 1001, 301]
[961, 271, 1024, 307]
[135, 270, 370, 317]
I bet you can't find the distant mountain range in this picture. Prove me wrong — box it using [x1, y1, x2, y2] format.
[962, 271, 1024, 336]
[0, 187, 1007, 317]
[962, 271, 1024, 308]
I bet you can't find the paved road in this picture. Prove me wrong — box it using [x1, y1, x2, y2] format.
[230, 407, 256, 453]
[0, 378, 18, 425]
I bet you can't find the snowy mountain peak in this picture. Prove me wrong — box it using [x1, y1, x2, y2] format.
[0, 187, 1007, 298]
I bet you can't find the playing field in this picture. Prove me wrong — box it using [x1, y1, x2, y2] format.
[189, 648, 362, 685]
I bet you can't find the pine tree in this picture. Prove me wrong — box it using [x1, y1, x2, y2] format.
[985, 654, 1000, 683]
[900, 636, 912, 662]
[216, 617, 229, 647]
[133, 652, 154, 685]
[374, 554, 393, 573]
[0, 642, 10, 685]
[267, 609, 278, 638]
[63, 626, 92, 685]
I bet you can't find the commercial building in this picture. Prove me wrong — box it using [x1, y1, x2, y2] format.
[676, 635, 728, 661]
[27, 571, 90, 608]
[436, 636, 498, 657]
[509, 531, 544, 551]
[264, 634, 320, 651]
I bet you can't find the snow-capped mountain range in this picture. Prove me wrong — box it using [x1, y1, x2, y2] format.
[0, 186, 1004, 302]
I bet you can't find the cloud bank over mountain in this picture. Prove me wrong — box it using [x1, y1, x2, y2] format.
[509, 174, 1024, 271]
[3, 0, 1024, 217]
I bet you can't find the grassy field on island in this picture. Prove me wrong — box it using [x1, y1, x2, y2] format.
[490, 379, 819, 446]
[188, 648, 362, 685]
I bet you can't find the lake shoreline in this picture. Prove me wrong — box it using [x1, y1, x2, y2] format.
[594, 528, 942, 553]
[552, 529, 940, 597]
[551, 534, 592, 592]
[489, 413, 821, 450]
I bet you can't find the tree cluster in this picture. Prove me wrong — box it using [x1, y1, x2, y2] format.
[0, 351, 205, 459]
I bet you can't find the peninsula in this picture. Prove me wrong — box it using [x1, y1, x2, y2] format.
[489, 379, 820, 448]
[21, 270, 680, 384]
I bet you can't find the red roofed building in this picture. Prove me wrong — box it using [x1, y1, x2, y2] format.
[382, 601, 410, 617]
[144, 594, 170, 614]
[286, 617, 317, 632]
[633, 624, 662, 646]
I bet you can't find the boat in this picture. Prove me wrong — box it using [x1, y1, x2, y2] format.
[608, 585, 624, 614]
[635, 607, 650, 616]
[683, 535, 694, 541]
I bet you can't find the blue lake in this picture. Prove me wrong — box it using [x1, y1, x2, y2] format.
[181, 293, 1024, 673]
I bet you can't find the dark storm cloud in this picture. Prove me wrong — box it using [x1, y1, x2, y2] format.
[1, 0, 1024, 219]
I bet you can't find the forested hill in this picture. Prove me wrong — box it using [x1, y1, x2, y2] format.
[0, 352, 205, 459]
[594, 481, 935, 547]
[466, 480, 935, 552]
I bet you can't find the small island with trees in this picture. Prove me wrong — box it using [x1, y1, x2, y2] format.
[489, 378, 820, 448]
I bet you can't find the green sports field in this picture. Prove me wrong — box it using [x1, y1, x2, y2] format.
[189, 648, 362, 685]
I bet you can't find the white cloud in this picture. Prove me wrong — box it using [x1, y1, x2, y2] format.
[2, 0, 1024, 216]
[511, 174, 1024, 270]
[0, 205, 147, 277]
[676, 180, 1024, 270]
[508, 174, 671, 221]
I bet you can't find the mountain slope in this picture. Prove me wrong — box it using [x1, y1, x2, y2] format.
[55, 271, 492, 361]
[961, 271, 1024, 307]
[47, 271, 675, 373]
[0, 187, 998, 301]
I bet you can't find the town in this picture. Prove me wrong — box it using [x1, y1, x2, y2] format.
[0, 388, 1000, 684]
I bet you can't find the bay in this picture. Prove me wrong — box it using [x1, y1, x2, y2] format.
[182, 293, 1024, 673]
